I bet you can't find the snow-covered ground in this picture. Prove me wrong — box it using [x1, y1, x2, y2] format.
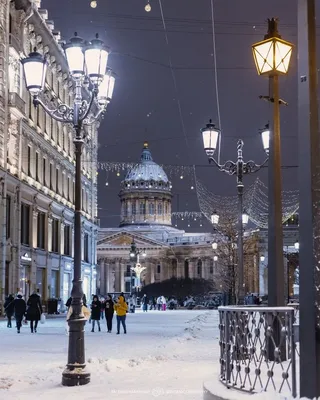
[0, 310, 220, 400]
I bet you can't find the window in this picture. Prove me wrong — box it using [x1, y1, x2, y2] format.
[67, 176, 70, 201]
[37, 212, 45, 249]
[50, 163, 53, 190]
[27, 146, 31, 176]
[83, 233, 89, 262]
[43, 158, 46, 186]
[6, 195, 11, 239]
[164, 203, 168, 214]
[157, 203, 162, 215]
[140, 202, 146, 215]
[149, 203, 155, 215]
[132, 203, 136, 215]
[51, 218, 59, 253]
[35, 152, 39, 182]
[56, 168, 59, 194]
[21, 203, 30, 245]
[197, 259, 202, 276]
[184, 260, 189, 278]
[210, 259, 214, 274]
[64, 224, 71, 256]
[157, 265, 161, 274]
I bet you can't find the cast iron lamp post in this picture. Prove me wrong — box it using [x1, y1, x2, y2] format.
[21, 33, 115, 387]
[252, 18, 293, 306]
[129, 240, 147, 293]
[201, 121, 269, 304]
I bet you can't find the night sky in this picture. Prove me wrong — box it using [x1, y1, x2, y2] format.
[42, 0, 320, 230]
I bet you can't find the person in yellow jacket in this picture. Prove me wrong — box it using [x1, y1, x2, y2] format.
[114, 295, 128, 334]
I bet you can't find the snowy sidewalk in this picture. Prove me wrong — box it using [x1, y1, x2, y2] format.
[0, 310, 220, 400]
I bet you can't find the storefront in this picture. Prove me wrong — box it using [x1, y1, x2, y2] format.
[83, 268, 91, 302]
[36, 267, 45, 298]
[51, 269, 59, 298]
[63, 263, 72, 305]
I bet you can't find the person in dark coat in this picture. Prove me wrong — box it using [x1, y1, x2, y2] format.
[90, 295, 101, 332]
[4, 294, 15, 328]
[26, 291, 42, 333]
[14, 294, 26, 334]
[142, 294, 148, 312]
[104, 294, 114, 333]
[66, 293, 87, 308]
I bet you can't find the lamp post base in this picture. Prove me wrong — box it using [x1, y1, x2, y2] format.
[62, 367, 90, 387]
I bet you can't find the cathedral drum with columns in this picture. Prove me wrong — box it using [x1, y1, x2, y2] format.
[97, 143, 260, 295]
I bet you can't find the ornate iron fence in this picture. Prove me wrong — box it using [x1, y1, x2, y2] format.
[219, 306, 297, 397]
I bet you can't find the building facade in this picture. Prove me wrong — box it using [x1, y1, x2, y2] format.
[97, 143, 260, 296]
[0, 0, 99, 309]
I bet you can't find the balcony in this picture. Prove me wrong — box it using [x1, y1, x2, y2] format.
[8, 92, 25, 118]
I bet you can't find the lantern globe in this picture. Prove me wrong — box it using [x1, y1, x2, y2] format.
[213, 256, 218, 262]
[21, 50, 47, 96]
[97, 69, 116, 106]
[201, 119, 220, 157]
[212, 242, 218, 250]
[64, 33, 85, 78]
[252, 18, 293, 76]
[85, 34, 110, 85]
[294, 241, 299, 250]
[260, 255, 265, 262]
[211, 212, 219, 225]
[261, 125, 270, 154]
[242, 211, 249, 225]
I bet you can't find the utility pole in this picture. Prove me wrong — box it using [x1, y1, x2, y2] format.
[298, 0, 320, 397]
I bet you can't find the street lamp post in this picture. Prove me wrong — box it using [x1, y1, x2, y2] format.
[252, 18, 293, 307]
[129, 240, 147, 293]
[21, 33, 115, 387]
[201, 121, 268, 303]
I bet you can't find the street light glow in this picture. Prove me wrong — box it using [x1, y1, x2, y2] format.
[21, 50, 47, 96]
[201, 119, 220, 157]
[212, 242, 218, 250]
[294, 241, 299, 250]
[211, 211, 219, 225]
[252, 18, 293, 76]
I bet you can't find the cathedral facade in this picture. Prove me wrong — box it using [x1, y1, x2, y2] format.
[97, 143, 260, 295]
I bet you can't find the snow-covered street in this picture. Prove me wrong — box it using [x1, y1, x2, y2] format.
[0, 310, 220, 400]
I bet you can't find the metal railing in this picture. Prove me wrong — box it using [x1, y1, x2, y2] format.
[218, 306, 297, 397]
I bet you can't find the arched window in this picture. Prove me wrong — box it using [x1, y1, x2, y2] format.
[184, 260, 189, 278]
[157, 203, 162, 215]
[132, 203, 136, 215]
[197, 259, 202, 277]
[149, 203, 155, 215]
[171, 259, 177, 277]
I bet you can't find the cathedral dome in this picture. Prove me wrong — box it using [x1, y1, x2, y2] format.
[119, 142, 172, 227]
[123, 142, 170, 192]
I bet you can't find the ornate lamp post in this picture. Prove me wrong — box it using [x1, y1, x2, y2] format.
[129, 240, 146, 293]
[201, 121, 268, 304]
[21, 33, 116, 387]
[252, 18, 293, 306]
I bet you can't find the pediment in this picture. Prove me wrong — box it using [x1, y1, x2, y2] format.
[97, 231, 166, 249]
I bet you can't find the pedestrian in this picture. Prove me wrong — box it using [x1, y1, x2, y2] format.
[161, 295, 167, 311]
[26, 291, 42, 333]
[13, 294, 26, 334]
[104, 294, 114, 332]
[4, 294, 15, 328]
[100, 296, 105, 320]
[142, 294, 148, 312]
[90, 295, 101, 332]
[114, 295, 128, 334]
[66, 293, 87, 308]
[157, 296, 162, 311]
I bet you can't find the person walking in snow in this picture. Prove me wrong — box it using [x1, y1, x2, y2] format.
[142, 294, 148, 312]
[90, 295, 101, 332]
[161, 295, 167, 311]
[104, 294, 114, 333]
[4, 294, 15, 328]
[13, 294, 26, 334]
[26, 291, 42, 333]
[114, 295, 128, 334]
[156, 296, 162, 311]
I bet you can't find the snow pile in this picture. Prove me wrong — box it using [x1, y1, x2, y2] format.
[0, 310, 219, 400]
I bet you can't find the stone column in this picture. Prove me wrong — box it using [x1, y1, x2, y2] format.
[189, 259, 195, 279]
[150, 262, 155, 283]
[259, 254, 268, 296]
[115, 260, 121, 292]
[120, 262, 125, 292]
[99, 258, 105, 294]
[60, 222, 65, 256]
[47, 214, 53, 252]
[32, 208, 38, 248]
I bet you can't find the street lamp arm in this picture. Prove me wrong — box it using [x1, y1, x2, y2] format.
[83, 107, 105, 126]
[243, 157, 269, 174]
[33, 96, 73, 123]
[209, 157, 237, 175]
[78, 87, 98, 123]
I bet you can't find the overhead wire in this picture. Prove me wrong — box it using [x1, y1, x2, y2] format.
[209, 0, 222, 164]
[158, 0, 189, 150]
